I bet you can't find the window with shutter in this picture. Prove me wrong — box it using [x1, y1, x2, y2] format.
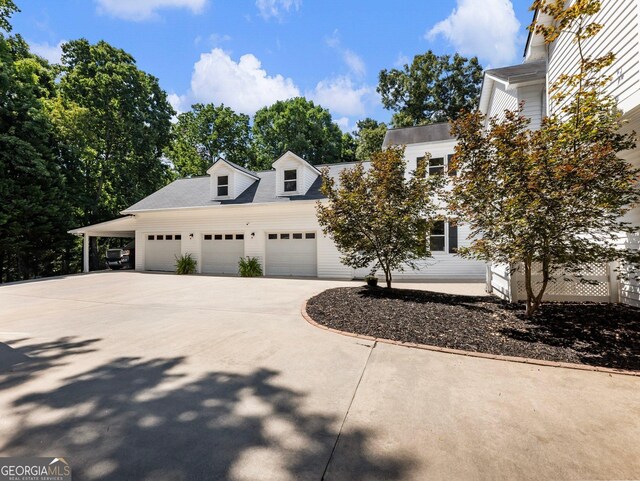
[448, 222, 458, 253]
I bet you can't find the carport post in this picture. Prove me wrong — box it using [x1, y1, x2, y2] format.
[83, 234, 90, 273]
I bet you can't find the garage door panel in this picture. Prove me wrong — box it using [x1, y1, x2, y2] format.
[266, 233, 317, 277]
[145, 234, 182, 271]
[201, 234, 244, 275]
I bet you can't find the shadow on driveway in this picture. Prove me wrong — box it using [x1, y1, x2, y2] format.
[0, 339, 414, 481]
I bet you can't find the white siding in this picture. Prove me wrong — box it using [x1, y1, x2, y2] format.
[274, 156, 302, 196]
[352, 222, 486, 281]
[234, 172, 255, 199]
[133, 203, 345, 278]
[302, 165, 319, 193]
[548, 0, 640, 114]
[208, 163, 256, 200]
[487, 83, 518, 123]
[403, 138, 458, 176]
[209, 163, 234, 200]
[391, 222, 485, 281]
[518, 84, 545, 130]
[317, 231, 352, 278]
[131, 201, 485, 281]
[619, 109, 640, 306]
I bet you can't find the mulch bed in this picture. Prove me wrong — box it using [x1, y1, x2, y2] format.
[306, 287, 640, 371]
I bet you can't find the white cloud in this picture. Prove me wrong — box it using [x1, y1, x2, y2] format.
[342, 50, 366, 77]
[194, 33, 231, 48]
[95, 0, 206, 21]
[334, 116, 355, 133]
[255, 0, 301, 20]
[29, 40, 65, 64]
[309, 76, 372, 117]
[426, 0, 521, 67]
[167, 93, 184, 115]
[325, 30, 366, 77]
[173, 48, 300, 115]
[394, 53, 410, 68]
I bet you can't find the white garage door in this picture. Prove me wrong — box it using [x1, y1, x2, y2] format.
[145, 234, 182, 271]
[266, 232, 317, 277]
[201, 233, 245, 275]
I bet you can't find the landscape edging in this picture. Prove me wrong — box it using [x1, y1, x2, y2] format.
[301, 299, 640, 378]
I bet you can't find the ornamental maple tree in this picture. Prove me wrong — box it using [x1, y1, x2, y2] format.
[449, 0, 640, 317]
[316, 146, 442, 289]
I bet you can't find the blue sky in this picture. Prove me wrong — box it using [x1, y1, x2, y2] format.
[12, 0, 534, 130]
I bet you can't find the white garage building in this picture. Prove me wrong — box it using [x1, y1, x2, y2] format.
[70, 125, 486, 281]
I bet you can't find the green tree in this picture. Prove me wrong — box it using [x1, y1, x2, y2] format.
[340, 132, 357, 163]
[378, 51, 483, 128]
[0, 25, 71, 281]
[252, 97, 343, 169]
[316, 146, 442, 288]
[166, 103, 253, 177]
[0, 0, 17, 32]
[51, 39, 174, 268]
[449, 0, 639, 317]
[354, 118, 387, 161]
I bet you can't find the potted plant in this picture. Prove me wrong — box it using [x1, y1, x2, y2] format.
[364, 274, 378, 287]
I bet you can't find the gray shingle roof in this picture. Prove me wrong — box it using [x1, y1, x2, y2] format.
[382, 122, 455, 147]
[122, 162, 364, 213]
[212, 158, 260, 179]
[485, 61, 546, 84]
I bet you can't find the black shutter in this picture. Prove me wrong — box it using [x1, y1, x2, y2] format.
[447, 154, 457, 177]
[448, 222, 458, 253]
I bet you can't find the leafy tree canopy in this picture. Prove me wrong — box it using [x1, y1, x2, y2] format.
[52, 39, 175, 225]
[0, 33, 71, 282]
[378, 51, 483, 128]
[354, 117, 387, 161]
[317, 146, 443, 288]
[166, 103, 253, 177]
[252, 97, 343, 169]
[340, 132, 357, 164]
[449, 0, 640, 316]
[0, 0, 17, 32]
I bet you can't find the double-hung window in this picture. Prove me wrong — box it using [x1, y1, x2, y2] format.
[418, 155, 456, 176]
[284, 169, 297, 192]
[428, 157, 445, 175]
[429, 221, 459, 254]
[217, 175, 229, 197]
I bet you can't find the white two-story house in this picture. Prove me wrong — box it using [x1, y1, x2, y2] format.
[70, 124, 486, 282]
[480, 0, 640, 307]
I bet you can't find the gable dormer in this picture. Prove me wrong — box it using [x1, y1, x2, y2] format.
[207, 159, 259, 201]
[272, 151, 321, 196]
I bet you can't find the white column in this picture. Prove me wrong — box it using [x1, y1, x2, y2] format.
[83, 234, 90, 273]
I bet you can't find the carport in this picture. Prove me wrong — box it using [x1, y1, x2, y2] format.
[68, 216, 136, 272]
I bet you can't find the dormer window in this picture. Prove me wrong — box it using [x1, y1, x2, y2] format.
[217, 176, 229, 197]
[284, 169, 297, 192]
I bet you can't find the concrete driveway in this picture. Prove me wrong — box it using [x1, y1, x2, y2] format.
[0, 272, 638, 481]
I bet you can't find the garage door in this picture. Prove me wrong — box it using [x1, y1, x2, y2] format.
[201, 233, 245, 275]
[145, 234, 182, 271]
[266, 232, 317, 277]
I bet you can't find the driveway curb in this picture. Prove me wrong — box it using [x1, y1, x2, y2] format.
[301, 300, 639, 378]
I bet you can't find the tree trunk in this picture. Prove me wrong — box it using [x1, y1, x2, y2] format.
[384, 266, 392, 289]
[523, 257, 536, 317]
[523, 256, 551, 318]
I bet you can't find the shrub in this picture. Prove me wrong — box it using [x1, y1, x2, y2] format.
[238, 256, 263, 277]
[175, 253, 197, 275]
